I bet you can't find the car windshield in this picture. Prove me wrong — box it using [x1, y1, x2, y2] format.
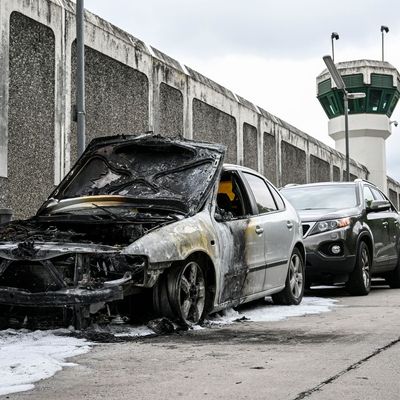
[281, 185, 358, 210]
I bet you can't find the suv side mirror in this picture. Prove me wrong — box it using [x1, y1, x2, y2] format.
[367, 199, 391, 213]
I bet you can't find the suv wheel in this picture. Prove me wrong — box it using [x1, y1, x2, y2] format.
[346, 241, 371, 295]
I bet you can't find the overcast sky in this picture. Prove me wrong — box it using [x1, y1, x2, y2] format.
[85, 0, 400, 181]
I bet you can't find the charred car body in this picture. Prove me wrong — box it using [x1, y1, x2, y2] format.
[0, 135, 305, 328]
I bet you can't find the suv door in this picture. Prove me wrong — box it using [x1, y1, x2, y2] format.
[364, 185, 389, 268]
[371, 187, 398, 267]
[242, 172, 294, 291]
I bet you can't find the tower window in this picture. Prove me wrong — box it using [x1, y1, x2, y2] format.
[368, 89, 382, 112]
[381, 92, 393, 112]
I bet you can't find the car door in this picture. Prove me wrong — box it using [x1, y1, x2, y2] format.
[214, 170, 266, 303]
[241, 172, 293, 291]
[267, 184, 295, 289]
[371, 187, 398, 267]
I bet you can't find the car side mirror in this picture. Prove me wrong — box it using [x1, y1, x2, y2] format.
[367, 199, 391, 213]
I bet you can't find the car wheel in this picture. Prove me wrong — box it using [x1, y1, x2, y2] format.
[153, 259, 206, 326]
[384, 253, 400, 288]
[271, 248, 305, 305]
[346, 241, 371, 295]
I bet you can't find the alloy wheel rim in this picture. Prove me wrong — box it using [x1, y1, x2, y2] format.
[361, 247, 370, 288]
[178, 262, 205, 325]
[289, 254, 303, 299]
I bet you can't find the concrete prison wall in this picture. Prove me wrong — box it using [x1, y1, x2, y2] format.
[0, 0, 397, 219]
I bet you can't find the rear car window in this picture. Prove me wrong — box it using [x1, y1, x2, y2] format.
[270, 185, 285, 210]
[243, 173, 277, 214]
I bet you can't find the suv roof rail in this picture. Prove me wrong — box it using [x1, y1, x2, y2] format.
[354, 178, 375, 185]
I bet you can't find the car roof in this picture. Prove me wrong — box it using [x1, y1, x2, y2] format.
[223, 163, 259, 174]
[222, 163, 277, 184]
[281, 181, 358, 190]
[222, 163, 271, 179]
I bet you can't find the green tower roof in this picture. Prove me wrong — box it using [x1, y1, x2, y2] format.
[316, 60, 400, 119]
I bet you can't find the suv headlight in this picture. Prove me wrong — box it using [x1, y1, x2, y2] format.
[309, 217, 351, 235]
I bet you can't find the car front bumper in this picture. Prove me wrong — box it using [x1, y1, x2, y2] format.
[0, 285, 124, 307]
[303, 226, 357, 284]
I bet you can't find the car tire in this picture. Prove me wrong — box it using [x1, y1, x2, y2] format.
[384, 253, 400, 288]
[346, 241, 371, 296]
[153, 259, 206, 326]
[271, 248, 305, 305]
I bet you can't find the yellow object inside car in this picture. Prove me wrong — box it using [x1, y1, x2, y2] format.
[218, 180, 235, 201]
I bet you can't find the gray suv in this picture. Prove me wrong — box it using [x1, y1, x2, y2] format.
[281, 180, 400, 295]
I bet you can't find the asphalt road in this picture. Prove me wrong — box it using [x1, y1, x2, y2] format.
[4, 283, 400, 400]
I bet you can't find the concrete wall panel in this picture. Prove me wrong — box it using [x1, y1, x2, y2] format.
[192, 99, 237, 163]
[0, 178, 9, 208]
[243, 123, 258, 171]
[159, 82, 183, 137]
[310, 155, 330, 183]
[70, 44, 149, 162]
[8, 12, 55, 219]
[263, 132, 277, 184]
[281, 141, 307, 186]
[333, 166, 341, 182]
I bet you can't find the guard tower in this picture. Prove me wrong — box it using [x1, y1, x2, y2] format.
[316, 60, 400, 192]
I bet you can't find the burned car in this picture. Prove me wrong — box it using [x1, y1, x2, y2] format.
[0, 134, 305, 328]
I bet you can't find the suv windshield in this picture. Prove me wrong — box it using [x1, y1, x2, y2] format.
[281, 184, 358, 210]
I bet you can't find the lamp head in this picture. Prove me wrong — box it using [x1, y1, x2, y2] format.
[331, 32, 339, 40]
[323, 55, 346, 91]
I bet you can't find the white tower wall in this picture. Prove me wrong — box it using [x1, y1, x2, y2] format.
[328, 114, 391, 192]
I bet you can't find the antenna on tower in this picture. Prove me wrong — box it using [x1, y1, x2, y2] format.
[381, 25, 389, 61]
[331, 32, 339, 62]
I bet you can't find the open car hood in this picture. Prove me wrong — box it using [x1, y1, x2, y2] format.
[39, 134, 226, 216]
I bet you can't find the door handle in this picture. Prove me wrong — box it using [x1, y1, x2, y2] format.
[286, 221, 294, 229]
[255, 226, 264, 235]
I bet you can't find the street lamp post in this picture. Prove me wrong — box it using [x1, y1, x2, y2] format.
[322, 55, 366, 181]
[76, 0, 86, 157]
[381, 25, 389, 62]
[331, 32, 339, 62]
